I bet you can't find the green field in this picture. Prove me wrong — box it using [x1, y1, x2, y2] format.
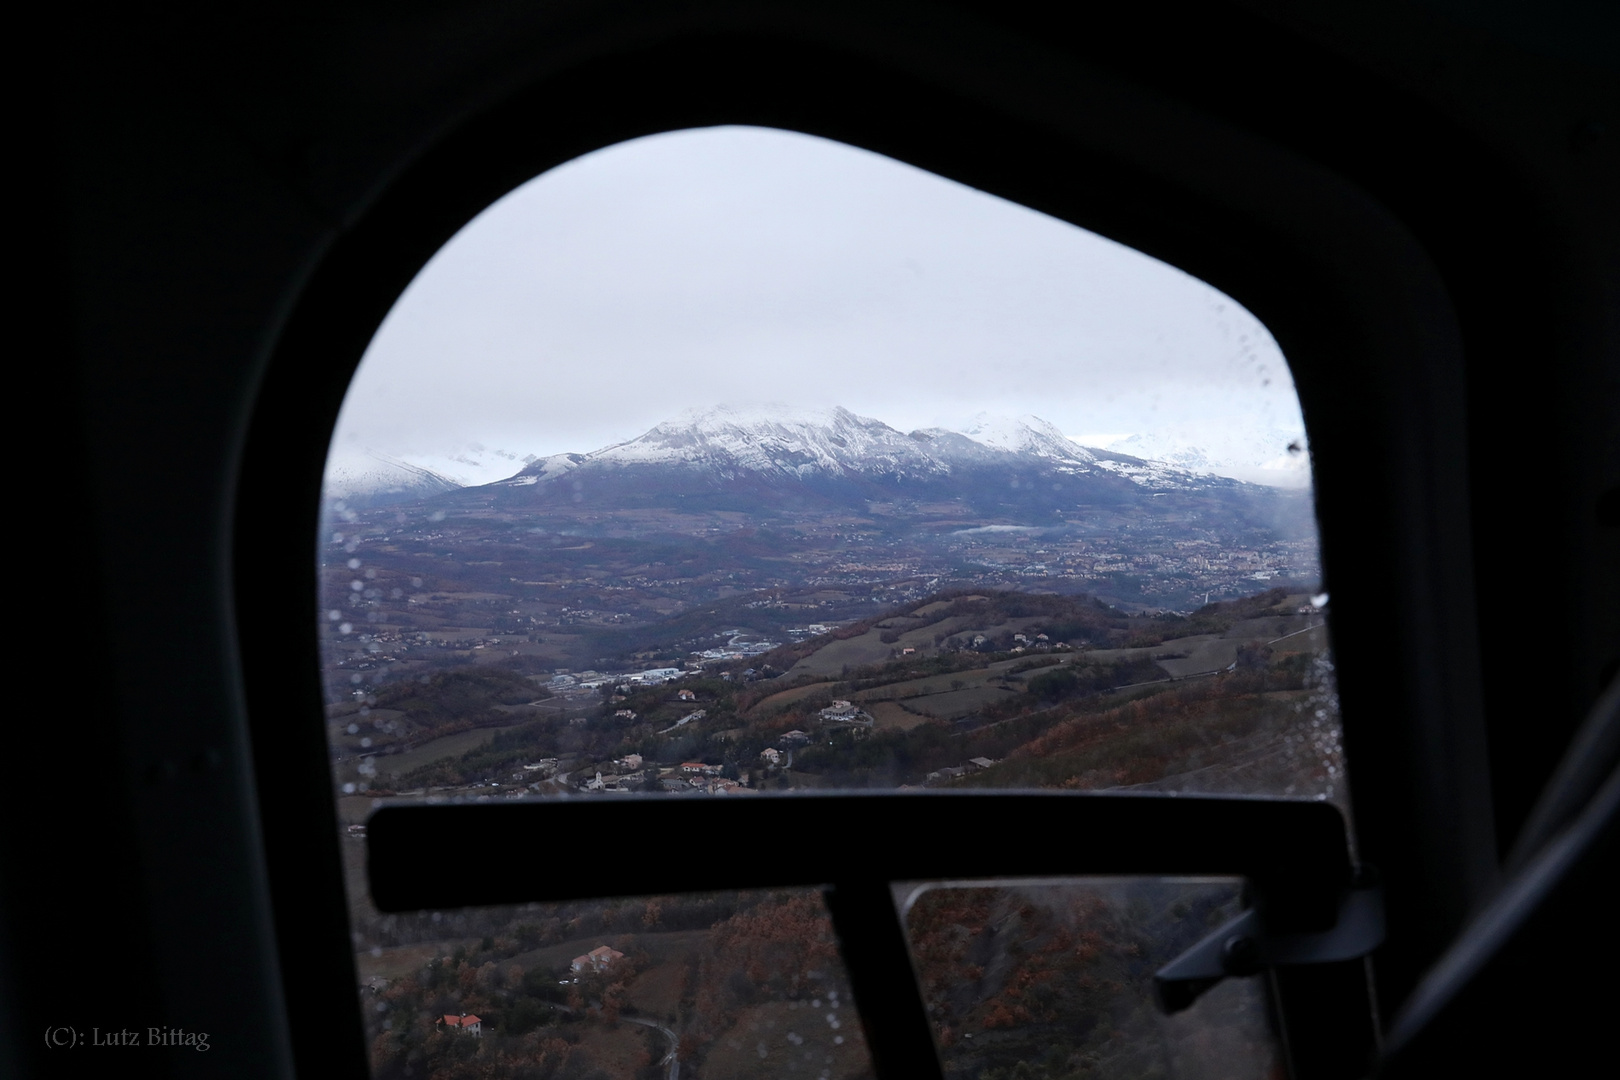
[749, 680, 837, 714]
[867, 700, 934, 730]
[899, 684, 1022, 720]
[363, 722, 531, 784]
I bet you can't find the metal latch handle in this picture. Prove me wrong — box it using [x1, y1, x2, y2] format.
[1155, 882, 1384, 1013]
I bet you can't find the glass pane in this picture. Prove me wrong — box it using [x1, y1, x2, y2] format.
[320, 125, 1344, 814]
[902, 879, 1283, 1080]
[321, 124, 1348, 1075]
[341, 876, 874, 1078]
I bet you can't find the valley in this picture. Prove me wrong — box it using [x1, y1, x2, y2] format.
[321, 407, 1338, 1080]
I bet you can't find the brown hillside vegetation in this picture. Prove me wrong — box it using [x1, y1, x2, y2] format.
[959, 662, 1342, 800]
[905, 880, 1282, 1080]
[358, 889, 874, 1080]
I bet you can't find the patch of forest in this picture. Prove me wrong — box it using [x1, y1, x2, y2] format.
[906, 881, 1281, 1080]
[361, 889, 867, 1080]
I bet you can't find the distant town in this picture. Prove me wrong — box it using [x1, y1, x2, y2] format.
[322, 408, 1337, 1080]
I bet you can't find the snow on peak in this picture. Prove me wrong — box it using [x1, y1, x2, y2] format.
[328, 407, 1294, 498]
[950, 413, 1097, 464]
[495, 452, 581, 485]
[588, 402, 939, 479]
[322, 451, 463, 503]
[1089, 426, 1311, 488]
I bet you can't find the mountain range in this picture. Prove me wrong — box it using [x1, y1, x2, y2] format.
[326, 405, 1301, 524]
[480, 405, 1278, 519]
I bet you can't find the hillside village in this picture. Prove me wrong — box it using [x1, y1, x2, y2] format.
[321, 411, 1340, 1080]
[328, 585, 1341, 808]
[332, 583, 1342, 1080]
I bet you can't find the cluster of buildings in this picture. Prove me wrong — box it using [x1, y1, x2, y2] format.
[543, 666, 689, 695]
[659, 767, 747, 795]
[694, 634, 781, 662]
[566, 752, 749, 795]
[926, 756, 1000, 783]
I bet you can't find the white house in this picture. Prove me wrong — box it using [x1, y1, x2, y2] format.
[570, 945, 624, 974]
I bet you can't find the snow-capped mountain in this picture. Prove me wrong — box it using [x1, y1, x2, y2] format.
[949, 412, 1099, 465]
[584, 405, 951, 479]
[1087, 426, 1312, 489]
[477, 404, 1237, 514]
[329, 406, 1294, 513]
[494, 404, 1111, 487]
[322, 451, 463, 506]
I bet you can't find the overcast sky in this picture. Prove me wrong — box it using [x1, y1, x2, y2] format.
[330, 125, 1307, 486]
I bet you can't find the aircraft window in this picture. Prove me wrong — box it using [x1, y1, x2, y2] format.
[354, 886, 875, 1079]
[320, 125, 1347, 1076]
[902, 878, 1281, 1080]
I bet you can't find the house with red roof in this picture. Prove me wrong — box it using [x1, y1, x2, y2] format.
[438, 1013, 483, 1037]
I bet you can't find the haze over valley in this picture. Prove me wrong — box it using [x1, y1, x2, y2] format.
[326, 409, 1337, 1080]
[323, 405, 1318, 679]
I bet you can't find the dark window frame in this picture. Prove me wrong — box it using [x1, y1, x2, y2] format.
[234, 21, 1496, 1079]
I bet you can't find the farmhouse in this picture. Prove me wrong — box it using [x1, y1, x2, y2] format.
[571, 945, 624, 974]
[818, 701, 874, 727]
[438, 1013, 483, 1036]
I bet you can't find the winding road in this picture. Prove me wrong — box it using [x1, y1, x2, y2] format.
[621, 1015, 681, 1080]
[549, 1003, 681, 1080]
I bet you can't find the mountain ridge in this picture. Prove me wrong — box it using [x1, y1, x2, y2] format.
[329, 405, 1304, 505]
[461, 404, 1255, 517]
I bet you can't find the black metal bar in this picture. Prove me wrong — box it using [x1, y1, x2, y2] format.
[825, 881, 945, 1080]
[367, 791, 1351, 912]
[369, 792, 1358, 1080]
